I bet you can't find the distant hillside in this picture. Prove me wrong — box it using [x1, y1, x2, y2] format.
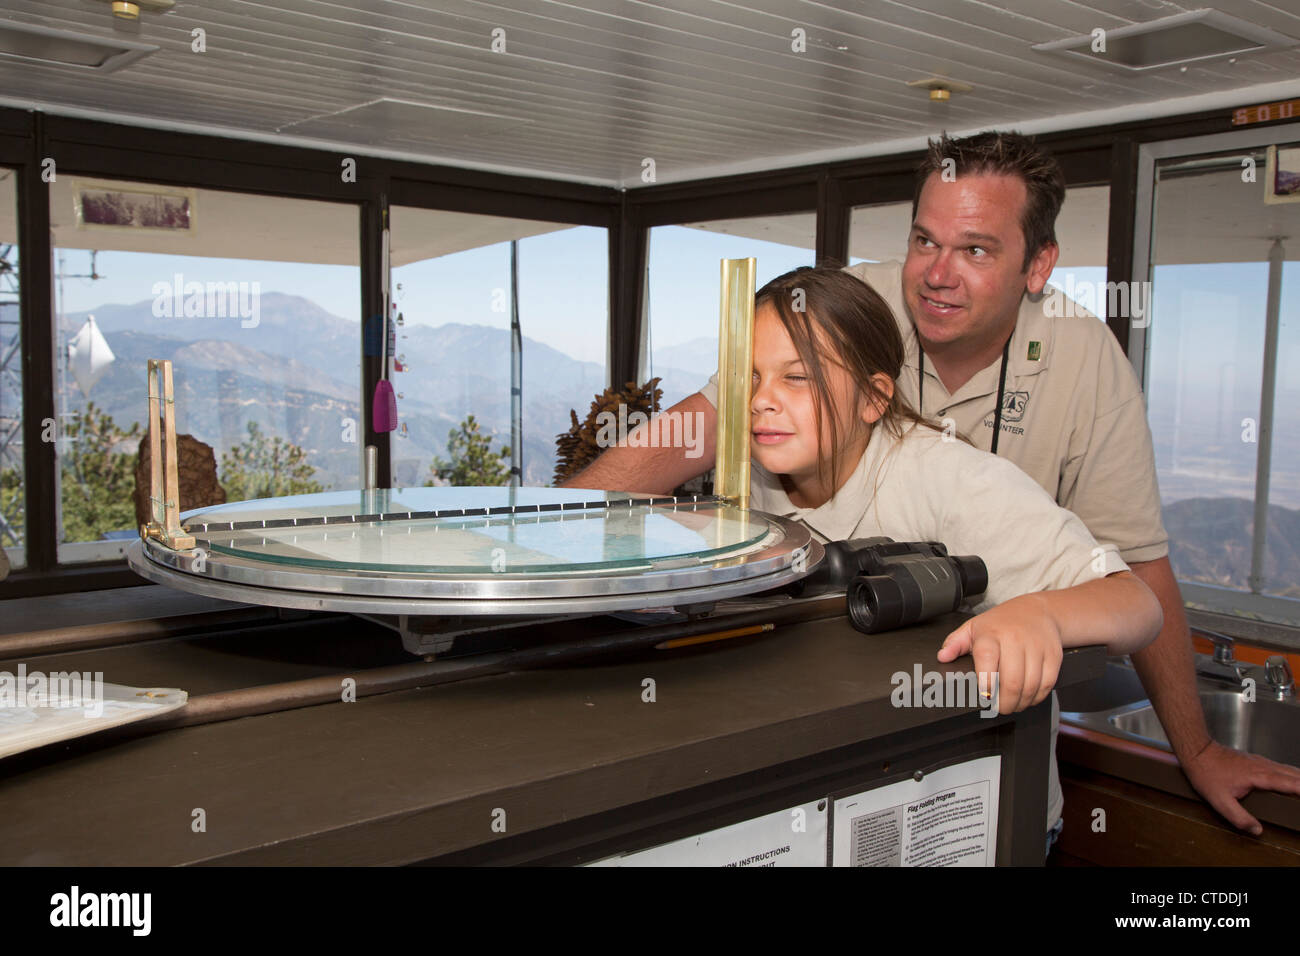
[61, 295, 707, 488]
[1164, 497, 1300, 598]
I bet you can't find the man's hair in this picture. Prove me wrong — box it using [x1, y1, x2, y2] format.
[912, 131, 1066, 272]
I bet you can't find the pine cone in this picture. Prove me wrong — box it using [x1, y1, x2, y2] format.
[553, 378, 664, 485]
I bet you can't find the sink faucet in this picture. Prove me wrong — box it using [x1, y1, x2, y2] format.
[1265, 656, 1295, 700]
[1193, 629, 1249, 683]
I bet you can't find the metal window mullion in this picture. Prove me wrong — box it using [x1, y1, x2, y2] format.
[1249, 238, 1284, 594]
[510, 239, 522, 487]
[19, 115, 55, 571]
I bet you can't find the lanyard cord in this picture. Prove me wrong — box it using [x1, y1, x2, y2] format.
[916, 334, 1012, 456]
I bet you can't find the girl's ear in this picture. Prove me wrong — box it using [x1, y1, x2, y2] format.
[860, 372, 895, 425]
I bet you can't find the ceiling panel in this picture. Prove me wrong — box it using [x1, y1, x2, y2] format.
[0, 0, 1296, 186]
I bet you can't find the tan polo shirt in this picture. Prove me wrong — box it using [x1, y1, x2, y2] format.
[750, 422, 1129, 610]
[700, 260, 1169, 564]
[845, 260, 1168, 564]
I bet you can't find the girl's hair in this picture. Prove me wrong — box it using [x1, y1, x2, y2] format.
[754, 264, 947, 491]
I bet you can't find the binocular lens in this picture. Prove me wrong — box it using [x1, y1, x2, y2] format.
[847, 574, 906, 634]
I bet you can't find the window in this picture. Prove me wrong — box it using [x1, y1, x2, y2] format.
[1142, 142, 1300, 624]
[1042, 185, 1111, 312]
[847, 200, 911, 267]
[389, 207, 608, 487]
[51, 177, 361, 563]
[0, 168, 20, 569]
[646, 214, 815, 409]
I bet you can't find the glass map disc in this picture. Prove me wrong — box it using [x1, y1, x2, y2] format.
[127, 487, 821, 616]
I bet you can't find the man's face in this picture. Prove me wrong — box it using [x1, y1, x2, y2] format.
[902, 171, 1054, 352]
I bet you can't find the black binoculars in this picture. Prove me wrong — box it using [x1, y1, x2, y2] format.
[790, 537, 988, 634]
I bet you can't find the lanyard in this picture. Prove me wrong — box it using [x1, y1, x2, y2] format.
[916, 335, 1012, 456]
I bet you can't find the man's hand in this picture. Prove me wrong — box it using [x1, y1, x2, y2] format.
[937, 593, 1063, 714]
[1180, 740, 1300, 837]
[1126, 557, 1300, 835]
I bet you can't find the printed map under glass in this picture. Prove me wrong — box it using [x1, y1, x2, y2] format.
[180, 487, 772, 575]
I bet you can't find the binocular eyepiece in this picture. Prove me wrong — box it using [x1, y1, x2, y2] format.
[790, 537, 987, 634]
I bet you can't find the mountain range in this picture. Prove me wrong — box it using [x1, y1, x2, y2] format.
[62, 293, 709, 488]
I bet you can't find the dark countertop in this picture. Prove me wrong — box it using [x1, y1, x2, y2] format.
[0, 606, 1103, 865]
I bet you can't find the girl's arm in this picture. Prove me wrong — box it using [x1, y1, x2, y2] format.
[936, 569, 1162, 714]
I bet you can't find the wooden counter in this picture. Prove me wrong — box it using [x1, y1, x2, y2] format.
[0, 602, 1103, 866]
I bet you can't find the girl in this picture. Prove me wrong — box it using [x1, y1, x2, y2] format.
[748, 265, 1162, 715]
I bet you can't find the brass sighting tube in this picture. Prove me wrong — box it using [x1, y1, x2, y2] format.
[715, 259, 756, 510]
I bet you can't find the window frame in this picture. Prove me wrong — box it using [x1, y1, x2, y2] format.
[1132, 122, 1300, 626]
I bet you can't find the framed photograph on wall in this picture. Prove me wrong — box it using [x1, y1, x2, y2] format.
[1264, 145, 1300, 204]
[72, 180, 197, 232]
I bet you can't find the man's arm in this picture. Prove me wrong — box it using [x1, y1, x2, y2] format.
[1128, 557, 1300, 835]
[559, 392, 718, 494]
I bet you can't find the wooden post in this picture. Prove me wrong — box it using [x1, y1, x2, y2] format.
[141, 359, 196, 550]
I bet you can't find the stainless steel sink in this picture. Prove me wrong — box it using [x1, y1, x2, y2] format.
[1060, 658, 1300, 767]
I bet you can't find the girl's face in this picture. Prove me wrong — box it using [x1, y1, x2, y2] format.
[750, 303, 880, 494]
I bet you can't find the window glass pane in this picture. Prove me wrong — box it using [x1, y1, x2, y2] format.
[647, 214, 815, 409]
[1043, 185, 1111, 319]
[51, 178, 360, 563]
[389, 207, 607, 487]
[1147, 150, 1300, 621]
[0, 168, 21, 569]
[848, 200, 911, 266]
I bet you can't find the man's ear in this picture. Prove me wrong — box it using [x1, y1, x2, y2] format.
[861, 372, 895, 425]
[1024, 241, 1060, 295]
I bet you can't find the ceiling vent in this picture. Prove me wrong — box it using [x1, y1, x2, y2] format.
[0, 20, 158, 72]
[1032, 9, 1297, 71]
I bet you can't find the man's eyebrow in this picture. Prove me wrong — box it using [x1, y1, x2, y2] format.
[959, 231, 1002, 246]
[910, 222, 1003, 247]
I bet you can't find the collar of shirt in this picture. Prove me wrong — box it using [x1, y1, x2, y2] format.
[900, 286, 1057, 412]
[749, 426, 893, 542]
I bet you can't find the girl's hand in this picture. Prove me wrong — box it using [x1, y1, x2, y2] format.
[936, 594, 1064, 715]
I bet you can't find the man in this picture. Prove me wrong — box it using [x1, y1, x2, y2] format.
[564, 130, 1300, 844]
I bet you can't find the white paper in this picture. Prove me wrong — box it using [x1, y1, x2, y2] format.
[832, 755, 1001, 867]
[0, 678, 188, 759]
[587, 799, 828, 867]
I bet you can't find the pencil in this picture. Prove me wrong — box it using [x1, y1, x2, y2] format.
[654, 622, 775, 650]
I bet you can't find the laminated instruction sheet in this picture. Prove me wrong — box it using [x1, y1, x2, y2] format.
[832, 755, 1001, 867]
[587, 799, 828, 867]
[0, 673, 188, 759]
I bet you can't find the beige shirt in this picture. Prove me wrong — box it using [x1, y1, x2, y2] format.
[749, 422, 1128, 613]
[746, 422, 1118, 832]
[701, 260, 1169, 564]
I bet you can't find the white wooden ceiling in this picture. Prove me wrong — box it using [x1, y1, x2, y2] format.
[0, 0, 1299, 187]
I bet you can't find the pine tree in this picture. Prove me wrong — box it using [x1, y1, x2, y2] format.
[428, 415, 511, 486]
[60, 402, 142, 542]
[220, 420, 324, 501]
